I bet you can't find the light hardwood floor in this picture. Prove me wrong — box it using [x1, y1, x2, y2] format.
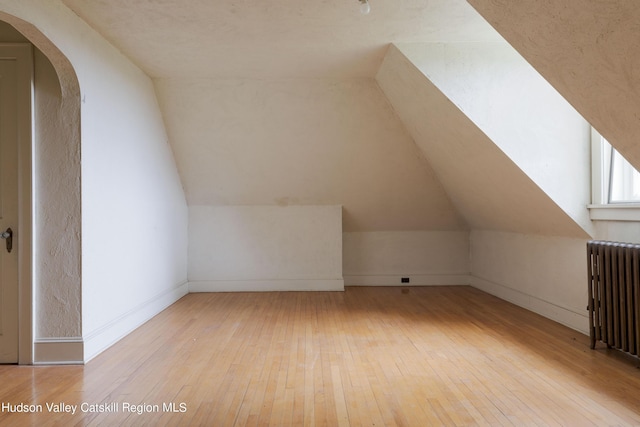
[1, 286, 640, 426]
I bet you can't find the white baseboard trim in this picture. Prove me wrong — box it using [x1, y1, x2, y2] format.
[344, 274, 470, 286]
[82, 282, 189, 363]
[34, 337, 84, 365]
[188, 279, 345, 292]
[470, 275, 589, 335]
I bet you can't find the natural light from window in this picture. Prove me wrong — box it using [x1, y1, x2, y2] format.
[589, 130, 640, 221]
[603, 138, 640, 203]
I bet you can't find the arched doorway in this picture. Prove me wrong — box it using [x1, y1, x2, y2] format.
[0, 14, 81, 365]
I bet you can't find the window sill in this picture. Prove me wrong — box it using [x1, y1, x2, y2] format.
[588, 204, 640, 221]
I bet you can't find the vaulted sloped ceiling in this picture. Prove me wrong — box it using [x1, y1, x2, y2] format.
[395, 42, 593, 236]
[376, 45, 589, 238]
[467, 0, 640, 171]
[62, 0, 501, 232]
[155, 78, 468, 232]
[61, 0, 502, 79]
[58, 0, 628, 235]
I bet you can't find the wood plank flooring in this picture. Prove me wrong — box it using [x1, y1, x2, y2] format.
[2, 286, 640, 426]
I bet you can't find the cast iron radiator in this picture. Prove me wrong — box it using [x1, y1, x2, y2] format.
[587, 240, 640, 355]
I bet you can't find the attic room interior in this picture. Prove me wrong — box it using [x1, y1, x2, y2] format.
[1, 0, 640, 425]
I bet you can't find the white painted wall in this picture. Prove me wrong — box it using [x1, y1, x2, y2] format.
[397, 42, 592, 236]
[155, 78, 466, 232]
[0, 1, 188, 362]
[375, 44, 595, 334]
[343, 231, 469, 286]
[462, 223, 640, 340]
[76, 25, 188, 360]
[189, 205, 343, 291]
[6, 0, 627, 363]
[593, 221, 640, 244]
[376, 44, 588, 238]
[470, 230, 589, 334]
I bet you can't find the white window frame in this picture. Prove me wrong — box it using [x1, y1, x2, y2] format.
[588, 128, 640, 221]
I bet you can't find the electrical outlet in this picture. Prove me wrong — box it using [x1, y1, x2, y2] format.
[401, 277, 410, 283]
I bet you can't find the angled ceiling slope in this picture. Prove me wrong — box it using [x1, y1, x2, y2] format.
[396, 42, 593, 236]
[376, 45, 590, 238]
[61, 0, 502, 79]
[61, 0, 504, 233]
[467, 0, 640, 172]
[155, 78, 468, 232]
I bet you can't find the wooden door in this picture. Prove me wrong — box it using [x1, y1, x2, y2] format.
[0, 44, 32, 363]
[0, 48, 20, 363]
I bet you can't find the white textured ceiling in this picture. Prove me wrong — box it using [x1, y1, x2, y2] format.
[58, 0, 507, 232]
[62, 0, 501, 78]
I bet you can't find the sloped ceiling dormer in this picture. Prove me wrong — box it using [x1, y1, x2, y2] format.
[153, 77, 468, 232]
[376, 45, 590, 238]
[59, 0, 613, 236]
[467, 0, 640, 171]
[390, 42, 594, 236]
[62, 0, 504, 232]
[61, 0, 501, 79]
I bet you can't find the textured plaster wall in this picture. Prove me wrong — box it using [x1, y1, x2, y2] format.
[155, 78, 467, 232]
[158, 77, 472, 288]
[33, 46, 82, 338]
[189, 205, 342, 289]
[466, 0, 640, 173]
[470, 230, 589, 333]
[0, 20, 82, 338]
[376, 44, 594, 331]
[73, 20, 187, 346]
[397, 42, 592, 236]
[343, 231, 469, 280]
[376, 44, 588, 238]
[0, 1, 188, 360]
[593, 222, 640, 244]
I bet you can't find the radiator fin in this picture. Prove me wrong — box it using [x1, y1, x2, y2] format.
[588, 241, 640, 356]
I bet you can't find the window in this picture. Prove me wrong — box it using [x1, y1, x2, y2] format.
[589, 128, 640, 220]
[608, 144, 640, 202]
[592, 128, 640, 204]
